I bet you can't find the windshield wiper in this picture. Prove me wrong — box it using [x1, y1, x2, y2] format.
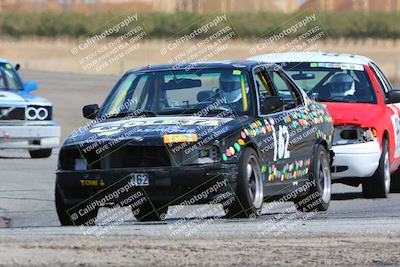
[158, 108, 202, 115]
[206, 107, 233, 114]
[107, 110, 158, 119]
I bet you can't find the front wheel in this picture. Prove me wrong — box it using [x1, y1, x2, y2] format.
[55, 184, 98, 226]
[363, 138, 390, 198]
[29, 149, 52, 158]
[294, 144, 331, 212]
[225, 147, 264, 218]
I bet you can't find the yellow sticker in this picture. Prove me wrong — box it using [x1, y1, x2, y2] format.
[240, 74, 248, 111]
[5, 63, 12, 69]
[232, 70, 241, 75]
[163, 133, 198, 144]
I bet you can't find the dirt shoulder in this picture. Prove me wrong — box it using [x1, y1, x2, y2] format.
[0, 235, 399, 267]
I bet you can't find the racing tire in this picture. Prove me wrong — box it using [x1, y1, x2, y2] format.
[133, 201, 168, 222]
[55, 184, 98, 226]
[294, 144, 331, 212]
[29, 149, 52, 158]
[363, 138, 390, 198]
[225, 147, 263, 219]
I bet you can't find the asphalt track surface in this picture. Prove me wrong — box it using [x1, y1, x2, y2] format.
[0, 71, 399, 266]
[1, 151, 400, 266]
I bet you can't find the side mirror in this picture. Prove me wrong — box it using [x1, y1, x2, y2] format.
[83, 104, 99, 119]
[15, 64, 20, 71]
[260, 95, 284, 114]
[23, 82, 38, 93]
[386, 90, 400, 104]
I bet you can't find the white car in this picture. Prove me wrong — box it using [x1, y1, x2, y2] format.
[0, 59, 60, 158]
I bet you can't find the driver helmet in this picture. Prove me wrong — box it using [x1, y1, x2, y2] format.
[329, 73, 355, 98]
[219, 72, 243, 103]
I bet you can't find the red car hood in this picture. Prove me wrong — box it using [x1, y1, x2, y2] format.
[322, 102, 386, 127]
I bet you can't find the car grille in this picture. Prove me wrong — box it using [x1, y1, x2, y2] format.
[59, 145, 171, 170]
[0, 106, 25, 120]
[102, 146, 171, 168]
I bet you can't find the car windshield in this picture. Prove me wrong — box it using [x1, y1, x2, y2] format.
[0, 63, 23, 91]
[282, 62, 377, 104]
[100, 68, 252, 117]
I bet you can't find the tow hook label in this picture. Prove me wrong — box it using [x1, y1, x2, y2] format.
[79, 179, 105, 187]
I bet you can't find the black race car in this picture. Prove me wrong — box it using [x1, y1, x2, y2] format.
[55, 60, 334, 225]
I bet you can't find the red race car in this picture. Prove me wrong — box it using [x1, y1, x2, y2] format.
[250, 52, 400, 198]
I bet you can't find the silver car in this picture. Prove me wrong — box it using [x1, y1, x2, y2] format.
[0, 59, 60, 158]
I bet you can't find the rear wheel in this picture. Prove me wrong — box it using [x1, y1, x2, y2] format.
[29, 149, 52, 158]
[55, 184, 98, 226]
[363, 138, 390, 198]
[294, 144, 331, 212]
[225, 147, 263, 218]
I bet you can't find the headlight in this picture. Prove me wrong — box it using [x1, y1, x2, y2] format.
[74, 158, 87, 171]
[334, 126, 376, 145]
[58, 148, 84, 170]
[25, 106, 52, 121]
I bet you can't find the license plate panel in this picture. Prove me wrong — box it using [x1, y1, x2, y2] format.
[129, 173, 149, 186]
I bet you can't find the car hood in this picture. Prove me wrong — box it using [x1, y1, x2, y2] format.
[323, 102, 385, 127]
[64, 115, 250, 147]
[0, 89, 51, 106]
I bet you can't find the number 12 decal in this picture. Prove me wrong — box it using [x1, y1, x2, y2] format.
[272, 125, 290, 161]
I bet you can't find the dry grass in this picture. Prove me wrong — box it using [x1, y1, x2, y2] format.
[0, 38, 399, 86]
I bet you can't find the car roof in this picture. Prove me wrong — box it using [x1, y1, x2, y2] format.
[0, 58, 11, 64]
[127, 60, 269, 73]
[248, 52, 373, 65]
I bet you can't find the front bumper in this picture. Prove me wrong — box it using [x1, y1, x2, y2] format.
[0, 125, 60, 149]
[331, 141, 381, 179]
[56, 163, 238, 206]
